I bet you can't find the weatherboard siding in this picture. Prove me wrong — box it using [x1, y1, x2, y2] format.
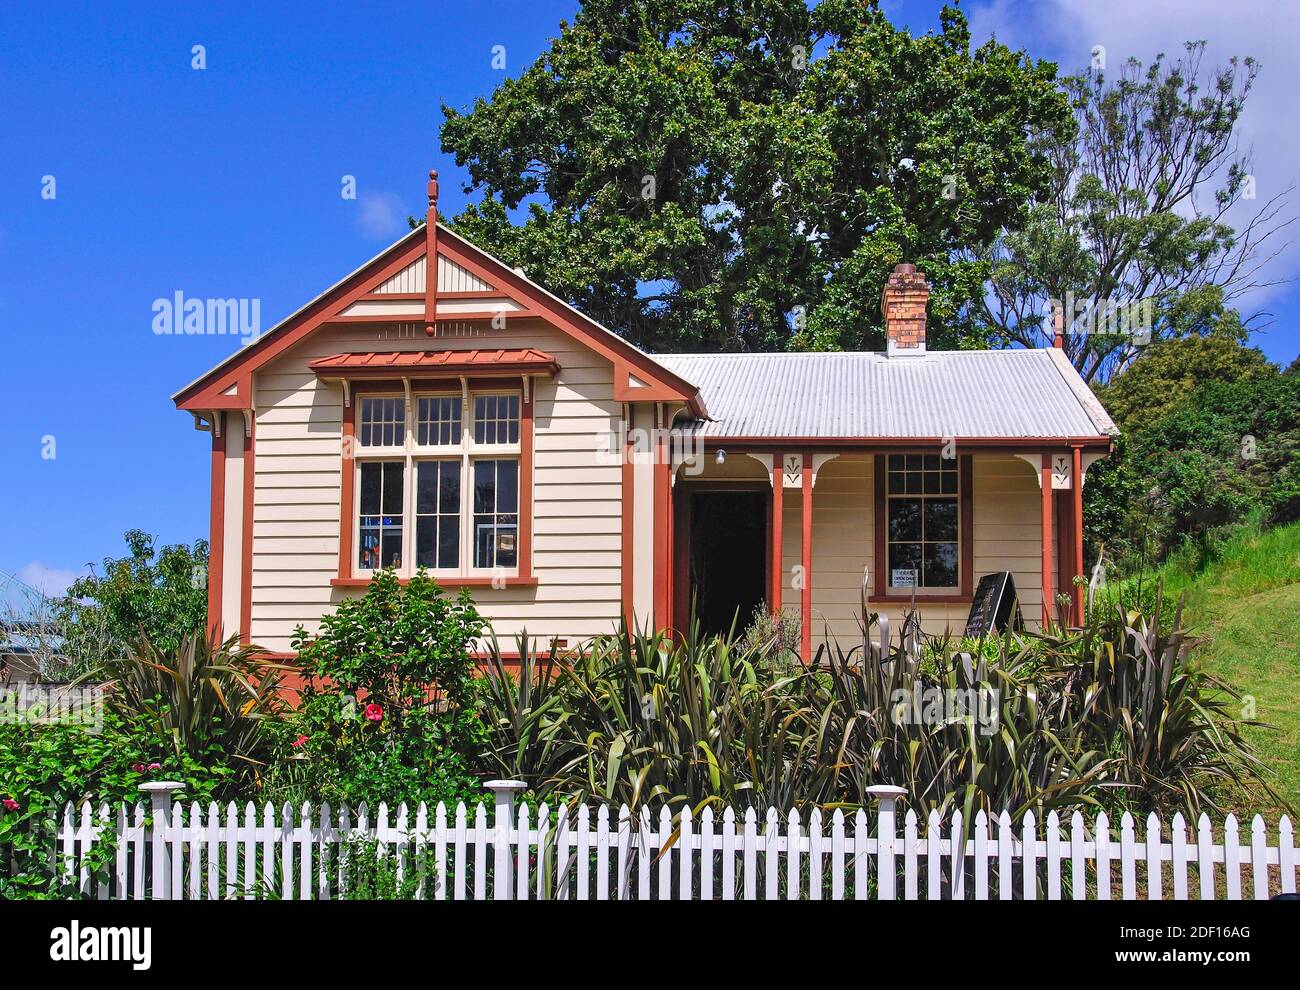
[777, 452, 1046, 651]
[248, 317, 625, 652]
[971, 454, 1045, 628]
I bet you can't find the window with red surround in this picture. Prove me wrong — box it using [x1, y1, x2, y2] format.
[336, 379, 535, 588]
[872, 452, 973, 601]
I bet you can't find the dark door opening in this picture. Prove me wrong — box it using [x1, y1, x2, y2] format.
[688, 490, 767, 638]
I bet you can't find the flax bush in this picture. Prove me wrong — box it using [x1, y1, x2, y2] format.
[479, 600, 1278, 820]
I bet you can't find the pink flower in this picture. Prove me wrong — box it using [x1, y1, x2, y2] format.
[148, 763, 161, 771]
[131, 762, 146, 773]
[364, 703, 384, 722]
[2, 797, 19, 811]
[291, 734, 309, 749]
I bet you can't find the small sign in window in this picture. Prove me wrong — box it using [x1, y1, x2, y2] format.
[891, 568, 918, 587]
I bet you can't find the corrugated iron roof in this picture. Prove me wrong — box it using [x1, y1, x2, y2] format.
[653, 349, 1118, 439]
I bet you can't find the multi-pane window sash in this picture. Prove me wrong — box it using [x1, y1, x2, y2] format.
[886, 454, 959, 591]
[357, 460, 404, 570]
[415, 459, 461, 569]
[472, 459, 519, 568]
[358, 396, 404, 447]
[352, 388, 523, 579]
[416, 395, 462, 446]
[473, 393, 520, 445]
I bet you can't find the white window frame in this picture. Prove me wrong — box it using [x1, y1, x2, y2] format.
[351, 381, 523, 580]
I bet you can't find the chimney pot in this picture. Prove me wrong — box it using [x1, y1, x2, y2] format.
[882, 262, 929, 356]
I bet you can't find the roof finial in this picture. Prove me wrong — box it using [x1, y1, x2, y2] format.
[425, 169, 440, 336]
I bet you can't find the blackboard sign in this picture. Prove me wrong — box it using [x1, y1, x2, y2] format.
[964, 572, 1021, 636]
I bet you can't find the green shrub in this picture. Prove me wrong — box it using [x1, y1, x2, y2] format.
[1062, 597, 1272, 816]
[484, 624, 793, 811]
[0, 705, 236, 899]
[336, 836, 430, 900]
[2, 628, 297, 898]
[736, 605, 802, 666]
[274, 569, 489, 808]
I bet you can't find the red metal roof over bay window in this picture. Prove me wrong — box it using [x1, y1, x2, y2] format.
[308, 348, 559, 379]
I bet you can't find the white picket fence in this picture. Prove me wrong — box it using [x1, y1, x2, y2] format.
[53, 781, 1298, 900]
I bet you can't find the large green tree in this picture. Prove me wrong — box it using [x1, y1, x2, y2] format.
[1085, 341, 1300, 568]
[440, 0, 1070, 352]
[60, 530, 209, 661]
[971, 42, 1290, 383]
[1095, 333, 1274, 434]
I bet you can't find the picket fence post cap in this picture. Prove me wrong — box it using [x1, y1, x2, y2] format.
[138, 781, 185, 795]
[484, 779, 528, 793]
[865, 785, 908, 799]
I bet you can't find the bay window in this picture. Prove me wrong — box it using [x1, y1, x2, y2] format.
[351, 386, 525, 580]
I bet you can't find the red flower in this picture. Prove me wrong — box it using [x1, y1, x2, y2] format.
[364, 703, 384, 722]
[131, 762, 146, 773]
[2, 797, 19, 811]
[291, 734, 309, 749]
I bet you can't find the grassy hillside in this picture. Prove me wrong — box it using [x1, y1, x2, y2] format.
[1118, 522, 1300, 815]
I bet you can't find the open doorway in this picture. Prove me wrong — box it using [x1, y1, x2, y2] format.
[687, 490, 767, 638]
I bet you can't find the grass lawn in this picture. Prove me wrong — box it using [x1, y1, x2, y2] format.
[1131, 522, 1300, 816]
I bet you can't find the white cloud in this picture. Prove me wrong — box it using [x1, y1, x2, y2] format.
[13, 561, 81, 599]
[967, 0, 1300, 311]
[355, 191, 408, 239]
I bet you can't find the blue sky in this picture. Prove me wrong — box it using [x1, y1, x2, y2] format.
[1, 0, 1297, 599]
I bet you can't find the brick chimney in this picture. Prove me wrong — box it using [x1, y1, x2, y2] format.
[882, 263, 929, 355]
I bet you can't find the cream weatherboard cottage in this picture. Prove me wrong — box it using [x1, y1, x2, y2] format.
[174, 171, 1118, 661]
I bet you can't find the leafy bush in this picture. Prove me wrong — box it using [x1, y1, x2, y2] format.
[336, 836, 430, 900]
[0, 705, 238, 899]
[274, 569, 488, 808]
[2, 629, 294, 898]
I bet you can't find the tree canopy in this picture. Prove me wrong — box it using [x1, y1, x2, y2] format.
[1085, 341, 1299, 566]
[440, 0, 1070, 353]
[61, 529, 209, 660]
[972, 43, 1289, 382]
[1096, 333, 1274, 434]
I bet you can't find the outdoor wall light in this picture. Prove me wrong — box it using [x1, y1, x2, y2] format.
[715, 449, 727, 464]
